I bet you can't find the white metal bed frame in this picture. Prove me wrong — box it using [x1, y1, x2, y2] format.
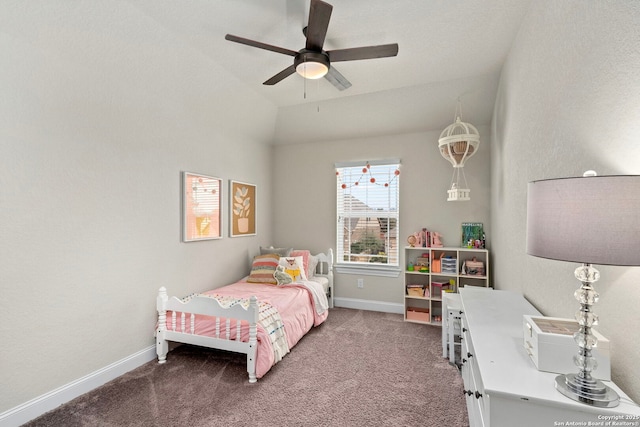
[156, 249, 333, 383]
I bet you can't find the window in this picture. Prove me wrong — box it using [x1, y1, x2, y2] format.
[336, 160, 400, 273]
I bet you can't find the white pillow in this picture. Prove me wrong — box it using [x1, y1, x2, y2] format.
[278, 256, 308, 282]
[308, 254, 319, 278]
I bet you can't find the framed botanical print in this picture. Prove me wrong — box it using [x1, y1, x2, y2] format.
[230, 180, 256, 237]
[182, 172, 222, 242]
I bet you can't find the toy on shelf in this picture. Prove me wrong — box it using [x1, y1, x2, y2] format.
[431, 232, 443, 248]
[414, 253, 430, 272]
[407, 228, 445, 248]
[462, 257, 485, 276]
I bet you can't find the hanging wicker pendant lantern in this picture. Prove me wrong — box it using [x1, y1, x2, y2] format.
[438, 101, 480, 201]
[439, 117, 480, 168]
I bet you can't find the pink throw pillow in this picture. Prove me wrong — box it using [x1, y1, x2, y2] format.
[290, 249, 311, 279]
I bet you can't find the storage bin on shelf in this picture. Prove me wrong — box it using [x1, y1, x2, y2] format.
[406, 307, 430, 322]
[441, 257, 457, 274]
[406, 284, 424, 297]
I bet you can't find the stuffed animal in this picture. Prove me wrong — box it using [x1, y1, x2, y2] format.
[274, 265, 293, 285]
[282, 257, 303, 281]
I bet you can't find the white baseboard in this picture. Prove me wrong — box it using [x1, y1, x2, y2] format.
[0, 345, 157, 427]
[334, 297, 404, 314]
[1, 301, 402, 427]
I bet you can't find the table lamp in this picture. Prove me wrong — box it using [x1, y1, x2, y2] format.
[526, 172, 640, 407]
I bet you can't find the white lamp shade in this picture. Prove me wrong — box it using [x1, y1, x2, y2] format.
[526, 175, 640, 266]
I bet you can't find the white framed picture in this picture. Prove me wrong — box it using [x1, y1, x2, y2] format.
[182, 172, 222, 242]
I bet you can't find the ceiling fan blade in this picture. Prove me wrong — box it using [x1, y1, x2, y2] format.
[225, 34, 297, 57]
[305, 0, 333, 51]
[263, 65, 297, 85]
[324, 66, 352, 91]
[328, 43, 399, 62]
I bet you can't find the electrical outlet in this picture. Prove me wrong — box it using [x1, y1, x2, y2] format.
[357, 278, 364, 288]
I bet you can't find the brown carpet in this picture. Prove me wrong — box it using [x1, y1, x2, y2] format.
[25, 308, 469, 427]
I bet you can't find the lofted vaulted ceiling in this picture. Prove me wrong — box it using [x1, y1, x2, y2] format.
[132, 0, 532, 144]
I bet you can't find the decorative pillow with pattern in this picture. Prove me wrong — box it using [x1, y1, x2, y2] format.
[278, 256, 308, 282]
[246, 254, 280, 285]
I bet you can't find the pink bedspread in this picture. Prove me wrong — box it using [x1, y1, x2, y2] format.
[167, 279, 328, 379]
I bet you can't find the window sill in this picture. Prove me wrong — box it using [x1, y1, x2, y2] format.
[334, 264, 401, 278]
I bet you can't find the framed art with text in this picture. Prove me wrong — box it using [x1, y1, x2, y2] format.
[230, 180, 256, 237]
[461, 222, 484, 248]
[182, 172, 222, 242]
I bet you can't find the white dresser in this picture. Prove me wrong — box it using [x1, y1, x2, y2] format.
[459, 287, 640, 427]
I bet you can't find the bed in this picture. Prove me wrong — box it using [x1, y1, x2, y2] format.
[156, 248, 333, 383]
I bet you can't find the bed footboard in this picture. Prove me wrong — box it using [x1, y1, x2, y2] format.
[156, 287, 259, 383]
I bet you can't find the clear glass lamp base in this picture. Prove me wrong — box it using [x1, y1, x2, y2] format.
[554, 264, 620, 408]
[555, 373, 620, 408]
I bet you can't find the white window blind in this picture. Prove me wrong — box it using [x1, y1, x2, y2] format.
[336, 161, 400, 268]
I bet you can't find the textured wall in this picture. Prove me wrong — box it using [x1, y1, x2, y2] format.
[491, 0, 640, 401]
[0, 2, 276, 413]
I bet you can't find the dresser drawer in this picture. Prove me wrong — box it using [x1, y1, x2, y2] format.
[461, 314, 487, 427]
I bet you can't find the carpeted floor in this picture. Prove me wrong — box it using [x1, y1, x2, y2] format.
[25, 308, 469, 427]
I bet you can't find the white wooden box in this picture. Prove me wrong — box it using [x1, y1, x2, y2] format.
[523, 315, 611, 381]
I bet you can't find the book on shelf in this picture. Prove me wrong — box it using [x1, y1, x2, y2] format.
[461, 222, 485, 248]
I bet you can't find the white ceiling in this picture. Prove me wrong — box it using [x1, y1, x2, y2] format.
[132, 0, 533, 144]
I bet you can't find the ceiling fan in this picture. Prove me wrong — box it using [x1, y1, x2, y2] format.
[225, 0, 399, 91]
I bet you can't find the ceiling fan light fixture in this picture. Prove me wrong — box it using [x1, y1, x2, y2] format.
[294, 50, 330, 79]
[296, 61, 328, 79]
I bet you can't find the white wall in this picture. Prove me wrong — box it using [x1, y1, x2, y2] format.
[491, 0, 640, 401]
[272, 129, 491, 307]
[0, 3, 277, 413]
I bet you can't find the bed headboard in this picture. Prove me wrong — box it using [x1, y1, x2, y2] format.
[313, 249, 334, 308]
[313, 248, 334, 276]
